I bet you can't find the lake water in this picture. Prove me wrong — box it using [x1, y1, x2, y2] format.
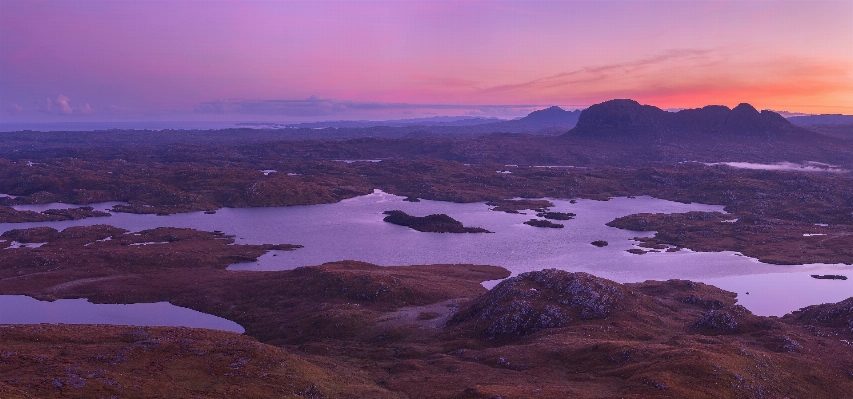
[0, 296, 244, 332]
[703, 161, 847, 173]
[1, 190, 851, 317]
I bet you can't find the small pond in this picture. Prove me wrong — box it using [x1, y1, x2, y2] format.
[0, 296, 244, 333]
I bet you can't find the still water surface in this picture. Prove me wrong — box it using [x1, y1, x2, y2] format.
[0, 296, 244, 332]
[1, 190, 850, 317]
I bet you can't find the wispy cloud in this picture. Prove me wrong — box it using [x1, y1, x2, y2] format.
[615, 55, 853, 111]
[485, 49, 715, 95]
[472, 48, 853, 113]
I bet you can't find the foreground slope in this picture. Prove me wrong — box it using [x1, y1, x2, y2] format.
[0, 325, 399, 399]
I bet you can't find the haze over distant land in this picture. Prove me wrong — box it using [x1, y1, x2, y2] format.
[2, 101, 848, 137]
[0, 106, 581, 138]
[787, 114, 853, 126]
[2, 1, 851, 125]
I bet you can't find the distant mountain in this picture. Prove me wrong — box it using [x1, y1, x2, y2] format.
[243, 106, 582, 135]
[257, 116, 505, 129]
[516, 106, 582, 125]
[567, 99, 814, 141]
[460, 106, 580, 135]
[278, 106, 582, 133]
[787, 114, 853, 126]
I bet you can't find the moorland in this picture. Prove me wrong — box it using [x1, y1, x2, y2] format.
[2, 99, 853, 398]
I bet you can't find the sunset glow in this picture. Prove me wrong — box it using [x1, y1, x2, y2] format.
[2, 0, 851, 124]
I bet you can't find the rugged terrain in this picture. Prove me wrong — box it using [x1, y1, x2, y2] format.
[2, 226, 853, 398]
[0, 225, 503, 344]
[2, 99, 853, 397]
[607, 211, 853, 264]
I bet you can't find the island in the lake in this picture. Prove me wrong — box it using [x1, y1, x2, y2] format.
[536, 211, 576, 220]
[0, 205, 111, 223]
[382, 210, 492, 233]
[523, 218, 564, 228]
[811, 274, 848, 280]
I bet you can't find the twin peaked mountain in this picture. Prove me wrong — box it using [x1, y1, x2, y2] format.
[563, 99, 813, 141]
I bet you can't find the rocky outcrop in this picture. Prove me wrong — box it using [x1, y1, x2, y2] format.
[449, 269, 629, 340]
[382, 210, 492, 233]
[784, 297, 853, 334]
[693, 306, 750, 333]
[680, 294, 725, 310]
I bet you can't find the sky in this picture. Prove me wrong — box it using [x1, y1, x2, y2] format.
[1, 0, 852, 125]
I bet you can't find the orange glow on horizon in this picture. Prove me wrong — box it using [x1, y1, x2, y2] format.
[1, 1, 851, 121]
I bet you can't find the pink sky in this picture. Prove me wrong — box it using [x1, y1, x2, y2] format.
[1, 0, 851, 123]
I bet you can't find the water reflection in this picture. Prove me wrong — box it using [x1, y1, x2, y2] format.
[704, 161, 846, 173]
[0, 295, 244, 332]
[0, 190, 850, 316]
[705, 271, 852, 317]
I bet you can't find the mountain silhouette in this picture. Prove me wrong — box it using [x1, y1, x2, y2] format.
[567, 99, 812, 141]
[517, 106, 581, 125]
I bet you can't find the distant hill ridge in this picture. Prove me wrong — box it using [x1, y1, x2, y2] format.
[270, 106, 581, 133]
[278, 116, 504, 129]
[566, 99, 815, 141]
[517, 106, 582, 125]
[787, 114, 853, 126]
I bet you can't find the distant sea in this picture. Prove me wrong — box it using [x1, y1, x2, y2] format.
[0, 121, 253, 132]
[0, 115, 507, 132]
